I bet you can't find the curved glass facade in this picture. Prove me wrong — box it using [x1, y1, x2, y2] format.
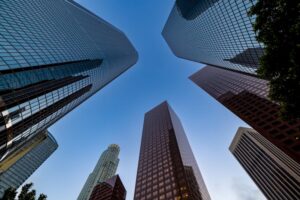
[163, 0, 262, 74]
[0, 0, 137, 160]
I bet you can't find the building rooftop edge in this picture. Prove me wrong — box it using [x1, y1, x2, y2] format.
[229, 127, 255, 152]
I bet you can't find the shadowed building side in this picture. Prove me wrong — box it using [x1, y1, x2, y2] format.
[224, 47, 264, 68]
[89, 175, 126, 200]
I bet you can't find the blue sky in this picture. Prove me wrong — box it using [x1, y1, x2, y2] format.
[27, 1, 266, 199]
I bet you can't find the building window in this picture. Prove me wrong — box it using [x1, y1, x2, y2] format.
[176, 0, 220, 20]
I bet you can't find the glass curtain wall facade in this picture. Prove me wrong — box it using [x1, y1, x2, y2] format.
[190, 66, 300, 164]
[0, 131, 58, 198]
[134, 102, 210, 200]
[162, 0, 262, 74]
[77, 144, 120, 200]
[0, 0, 138, 161]
[89, 175, 126, 200]
[230, 127, 300, 199]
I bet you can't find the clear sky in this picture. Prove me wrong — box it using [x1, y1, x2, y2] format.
[27, 1, 266, 200]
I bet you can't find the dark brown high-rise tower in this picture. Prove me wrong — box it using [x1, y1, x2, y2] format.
[190, 66, 300, 164]
[89, 175, 126, 200]
[134, 102, 210, 200]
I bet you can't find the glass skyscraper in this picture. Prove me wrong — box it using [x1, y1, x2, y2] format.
[0, 131, 58, 198]
[230, 127, 300, 199]
[162, 0, 262, 74]
[134, 102, 210, 200]
[77, 144, 120, 200]
[0, 0, 138, 161]
[163, 0, 300, 165]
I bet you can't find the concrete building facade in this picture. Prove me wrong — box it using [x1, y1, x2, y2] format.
[230, 127, 300, 199]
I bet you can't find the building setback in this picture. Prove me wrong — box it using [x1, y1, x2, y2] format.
[134, 102, 210, 200]
[77, 144, 120, 200]
[0, 131, 58, 198]
[89, 175, 126, 200]
[230, 127, 300, 199]
[190, 66, 300, 164]
[0, 0, 137, 162]
[162, 0, 262, 75]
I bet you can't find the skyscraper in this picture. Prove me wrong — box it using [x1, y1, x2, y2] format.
[0, 131, 58, 198]
[162, 0, 262, 74]
[229, 127, 300, 199]
[162, 0, 300, 165]
[190, 66, 300, 164]
[89, 175, 126, 200]
[134, 102, 210, 200]
[78, 144, 120, 200]
[0, 0, 137, 161]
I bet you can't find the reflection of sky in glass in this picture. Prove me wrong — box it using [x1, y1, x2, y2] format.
[0, 132, 58, 197]
[1, 78, 89, 146]
[163, 0, 263, 74]
[0, 0, 137, 165]
[0, 60, 101, 91]
[176, 0, 220, 20]
[23, 1, 267, 200]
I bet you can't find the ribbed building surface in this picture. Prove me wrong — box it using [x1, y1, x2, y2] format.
[162, 0, 262, 74]
[0, 0, 137, 161]
[77, 144, 120, 200]
[89, 175, 126, 200]
[190, 66, 300, 164]
[134, 102, 210, 200]
[230, 127, 300, 200]
[0, 131, 58, 198]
